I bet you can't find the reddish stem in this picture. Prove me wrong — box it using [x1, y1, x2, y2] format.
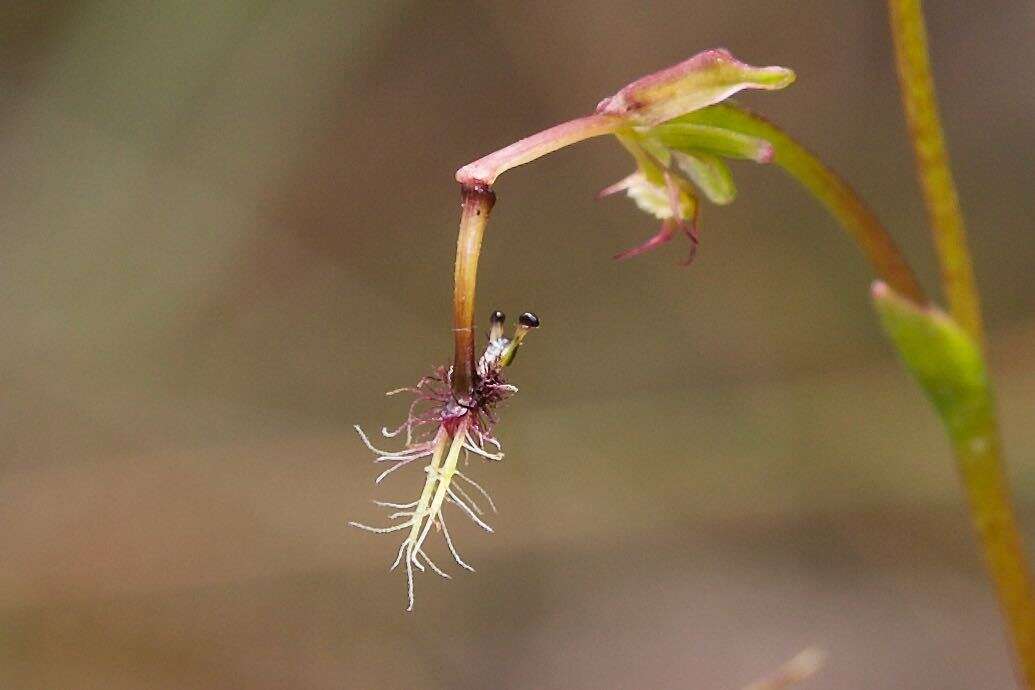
[452, 184, 495, 398]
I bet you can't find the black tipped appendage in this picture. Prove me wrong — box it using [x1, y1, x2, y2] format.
[490, 310, 506, 325]
[519, 312, 540, 329]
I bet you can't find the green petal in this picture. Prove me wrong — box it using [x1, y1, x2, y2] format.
[648, 122, 774, 163]
[596, 49, 795, 127]
[614, 131, 668, 187]
[673, 152, 736, 205]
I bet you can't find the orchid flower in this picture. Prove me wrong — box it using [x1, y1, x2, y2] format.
[353, 49, 797, 610]
[457, 48, 794, 261]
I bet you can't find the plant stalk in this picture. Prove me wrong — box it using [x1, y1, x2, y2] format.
[686, 103, 926, 304]
[954, 407, 1035, 690]
[457, 113, 621, 187]
[887, 1, 1035, 686]
[452, 184, 496, 398]
[887, 0, 981, 342]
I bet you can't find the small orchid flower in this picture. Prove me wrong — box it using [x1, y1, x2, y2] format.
[355, 49, 797, 611]
[457, 48, 794, 261]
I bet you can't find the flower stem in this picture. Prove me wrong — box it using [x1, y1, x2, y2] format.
[887, 0, 981, 342]
[456, 113, 622, 187]
[887, 1, 1035, 685]
[452, 184, 496, 398]
[684, 103, 926, 304]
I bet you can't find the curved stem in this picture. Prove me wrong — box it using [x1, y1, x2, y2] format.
[888, 0, 982, 344]
[684, 103, 926, 304]
[887, 1, 1035, 686]
[452, 184, 495, 398]
[456, 113, 622, 187]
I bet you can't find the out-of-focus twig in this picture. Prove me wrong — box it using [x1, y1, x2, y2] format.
[742, 648, 825, 690]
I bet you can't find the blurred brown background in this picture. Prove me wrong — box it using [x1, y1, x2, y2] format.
[2, 2, 1034, 688]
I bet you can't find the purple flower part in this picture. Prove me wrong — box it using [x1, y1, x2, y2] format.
[596, 49, 794, 127]
[609, 170, 700, 263]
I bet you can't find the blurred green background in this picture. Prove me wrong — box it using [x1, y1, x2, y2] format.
[2, 2, 1034, 688]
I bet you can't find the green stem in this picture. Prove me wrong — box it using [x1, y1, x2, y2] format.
[874, 283, 1035, 689]
[887, 1, 1035, 686]
[685, 103, 926, 304]
[887, 0, 982, 343]
[954, 407, 1035, 690]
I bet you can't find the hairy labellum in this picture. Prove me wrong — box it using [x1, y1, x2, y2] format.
[351, 311, 538, 610]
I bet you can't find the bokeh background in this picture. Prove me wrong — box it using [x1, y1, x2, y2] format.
[2, 2, 1034, 688]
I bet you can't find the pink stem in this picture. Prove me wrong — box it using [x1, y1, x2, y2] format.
[456, 113, 622, 186]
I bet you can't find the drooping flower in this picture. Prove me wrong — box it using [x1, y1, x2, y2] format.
[354, 50, 796, 611]
[456, 49, 794, 261]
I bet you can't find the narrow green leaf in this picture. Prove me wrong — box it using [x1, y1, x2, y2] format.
[871, 281, 991, 439]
